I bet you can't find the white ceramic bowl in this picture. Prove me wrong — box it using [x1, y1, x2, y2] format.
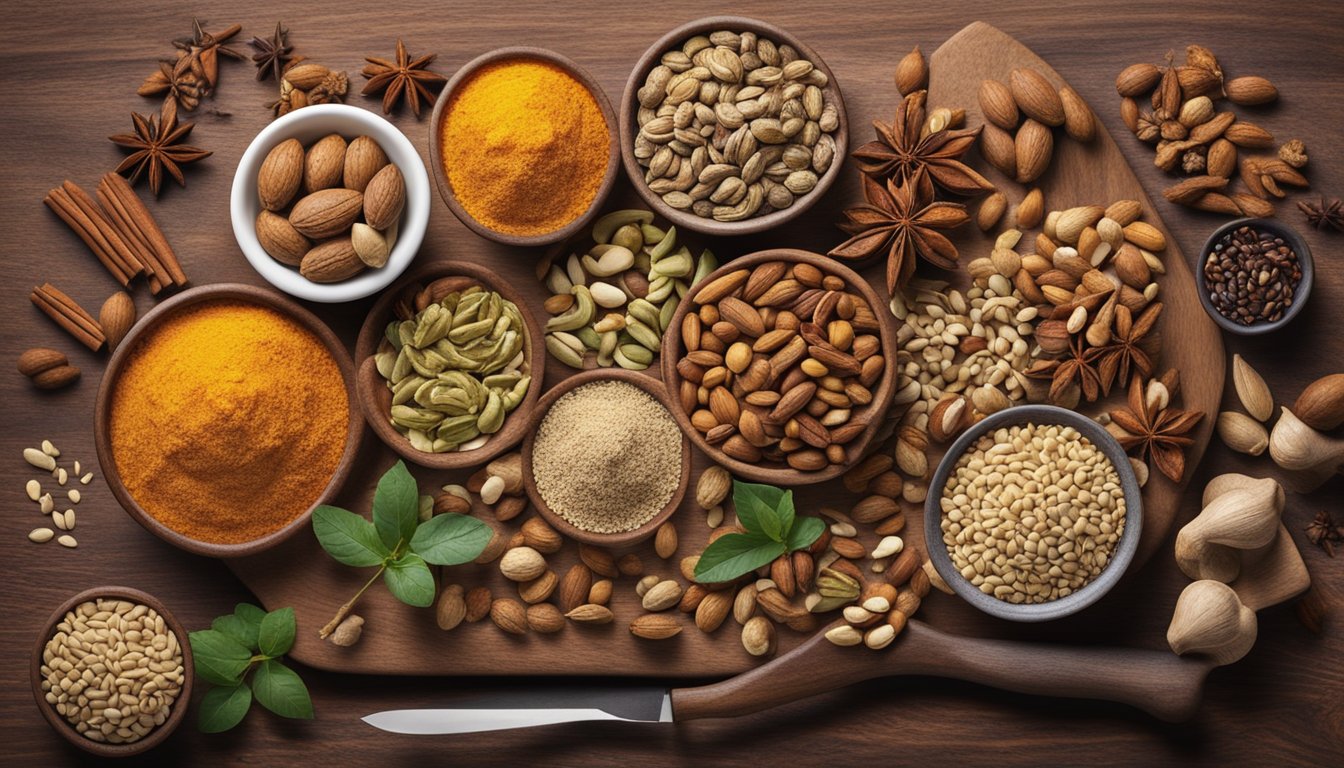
[230, 104, 431, 303]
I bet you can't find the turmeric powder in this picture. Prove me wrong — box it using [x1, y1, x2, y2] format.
[441, 58, 610, 236]
[109, 300, 348, 545]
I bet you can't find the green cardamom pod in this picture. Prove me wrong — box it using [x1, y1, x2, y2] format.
[624, 317, 661, 351]
[575, 326, 602, 351]
[640, 223, 666, 245]
[476, 391, 505, 434]
[626, 298, 662, 330]
[592, 209, 653, 244]
[501, 375, 531, 410]
[545, 334, 585, 368]
[392, 405, 445, 431]
[647, 226, 679, 261]
[692, 248, 719, 285]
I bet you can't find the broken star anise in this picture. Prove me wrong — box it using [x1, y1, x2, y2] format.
[1298, 196, 1343, 232]
[361, 39, 446, 118]
[109, 99, 212, 197]
[851, 89, 993, 200]
[829, 171, 969, 293]
[250, 22, 294, 83]
[137, 56, 205, 111]
[1025, 333, 1104, 404]
[172, 18, 245, 90]
[1305, 510, 1343, 557]
[1108, 374, 1204, 483]
[1091, 301, 1163, 396]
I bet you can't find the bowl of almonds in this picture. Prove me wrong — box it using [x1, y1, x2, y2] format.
[231, 103, 431, 302]
[661, 248, 896, 484]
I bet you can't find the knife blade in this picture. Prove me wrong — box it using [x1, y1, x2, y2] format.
[363, 688, 673, 735]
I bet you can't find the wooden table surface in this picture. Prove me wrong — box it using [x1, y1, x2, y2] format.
[2, 0, 1340, 764]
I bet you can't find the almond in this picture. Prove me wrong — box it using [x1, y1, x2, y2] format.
[1293, 374, 1344, 431]
[299, 237, 364, 283]
[850, 495, 899, 524]
[976, 191, 1007, 231]
[1123, 221, 1166, 251]
[1113, 243, 1151, 289]
[17, 348, 67, 378]
[1054, 205, 1105, 244]
[526, 603, 565, 634]
[1009, 68, 1065, 126]
[654, 521, 678, 559]
[31, 364, 81, 390]
[284, 63, 331, 90]
[894, 45, 927, 95]
[1016, 188, 1044, 229]
[579, 544, 619, 577]
[1057, 86, 1094, 142]
[641, 579, 683, 612]
[1207, 139, 1237, 178]
[1163, 175, 1229, 205]
[489, 598, 529, 635]
[1104, 199, 1144, 227]
[1225, 76, 1278, 106]
[695, 268, 750, 304]
[742, 261, 787, 303]
[99, 291, 136, 352]
[303, 134, 347, 193]
[980, 122, 1017, 178]
[588, 579, 613, 605]
[565, 603, 614, 624]
[500, 546, 547, 582]
[363, 163, 405, 230]
[558, 564, 592, 612]
[1217, 411, 1269, 456]
[978, 79, 1019, 130]
[257, 210, 312, 265]
[1230, 354, 1274, 422]
[349, 224, 388, 268]
[257, 138, 304, 211]
[464, 587, 492, 622]
[435, 584, 466, 630]
[1224, 121, 1274, 149]
[518, 570, 558, 604]
[1115, 63, 1161, 96]
[694, 590, 733, 633]
[630, 614, 682, 640]
[343, 135, 389, 192]
[741, 615, 775, 656]
[1189, 112, 1236, 144]
[1177, 65, 1222, 100]
[718, 296, 765, 337]
[1014, 118, 1053, 183]
[290, 187, 363, 239]
[1232, 193, 1274, 218]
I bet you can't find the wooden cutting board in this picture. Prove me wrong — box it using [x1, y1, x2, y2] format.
[229, 21, 1223, 678]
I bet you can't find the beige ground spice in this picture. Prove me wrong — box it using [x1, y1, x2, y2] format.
[532, 380, 682, 533]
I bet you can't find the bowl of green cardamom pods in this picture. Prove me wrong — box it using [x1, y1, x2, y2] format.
[353, 262, 547, 470]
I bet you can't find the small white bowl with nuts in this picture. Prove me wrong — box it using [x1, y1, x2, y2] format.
[231, 104, 430, 302]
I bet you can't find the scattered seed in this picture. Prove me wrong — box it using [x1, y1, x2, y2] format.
[872, 535, 904, 559]
[73, 460, 81, 475]
[29, 528, 54, 543]
[68, 489, 81, 504]
[39, 493, 54, 515]
[830, 522, 857, 538]
[53, 511, 68, 530]
[58, 534, 77, 548]
[24, 448, 55, 471]
[64, 509, 76, 530]
[41, 440, 59, 457]
[26, 479, 42, 501]
[56, 467, 68, 485]
[81, 472, 94, 485]
[706, 505, 724, 528]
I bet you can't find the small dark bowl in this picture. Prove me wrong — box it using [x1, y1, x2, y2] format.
[924, 405, 1143, 622]
[94, 284, 363, 558]
[354, 262, 546, 470]
[32, 586, 193, 758]
[619, 16, 849, 237]
[1195, 217, 1313, 336]
[429, 47, 621, 247]
[521, 368, 690, 548]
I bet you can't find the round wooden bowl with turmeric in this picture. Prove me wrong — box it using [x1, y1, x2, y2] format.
[94, 284, 362, 558]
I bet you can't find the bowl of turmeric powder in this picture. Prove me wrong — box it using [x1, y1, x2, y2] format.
[430, 47, 621, 246]
[94, 284, 363, 558]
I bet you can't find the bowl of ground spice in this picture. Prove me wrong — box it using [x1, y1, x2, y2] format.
[430, 47, 620, 246]
[32, 586, 192, 757]
[1197, 217, 1313, 335]
[94, 284, 361, 557]
[522, 368, 690, 547]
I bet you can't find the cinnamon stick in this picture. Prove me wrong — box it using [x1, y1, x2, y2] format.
[30, 283, 105, 351]
[95, 180, 171, 291]
[43, 188, 132, 285]
[99, 173, 187, 288]
[60, 181, 145, 279]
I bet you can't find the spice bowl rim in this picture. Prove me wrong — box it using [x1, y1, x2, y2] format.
[31, 585, 194, 758]
[659, 248, 898, 486]
[428, 46, 622, 247]
[618, 15, 850, 237]
[93, 283, 364, 559]
[353, 261, 547, 470]
[521, 368, 692, 548]
[1195, 217, 1314, 337]
[230, 103, 432, 304]
[922, 404, 1144, 623]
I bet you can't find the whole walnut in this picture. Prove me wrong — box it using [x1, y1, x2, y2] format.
[1182, 148, 1207, 174]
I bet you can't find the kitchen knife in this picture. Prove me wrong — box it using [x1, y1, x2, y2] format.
[363, 619, 1216, 735]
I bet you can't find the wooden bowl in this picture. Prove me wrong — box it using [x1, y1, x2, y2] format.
[619, 16, 849, 237]
[521, 368, 691, 547]
[31, 586, 193, 758]
[354, 262, 546, 469]
[94, 284, 362, 558]
[428, 47, 621, 247]
[923, 405, 1144, 622]
[660, 249, 897, 485]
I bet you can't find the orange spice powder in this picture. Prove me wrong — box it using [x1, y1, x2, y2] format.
[110, 300, 348, 544]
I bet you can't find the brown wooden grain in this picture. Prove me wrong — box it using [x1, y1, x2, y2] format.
[1, 1, 1341, 765]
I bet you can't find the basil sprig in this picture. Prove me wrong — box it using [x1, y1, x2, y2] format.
[693, 480, 825, 584]
[191, 604, 311, 732]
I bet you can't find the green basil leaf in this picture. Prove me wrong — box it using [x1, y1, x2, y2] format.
[197, 682, 252, 733]
[785, 515, 825, 553]
[251, 660, 313, 720]
[732, 481, 789, 541]
[188, 629, 252, 687]
[776, 488, 796, 540]
[409, 513, 493, 566]
[693, 532, 786, 584]
[312, 505, 388, 567]
[257, 607, 296, 658]
[384, 553, 436, 607]
[233, 603, 266, 647]
[373, 460, 420, 552]
[211, 615, 255, 651]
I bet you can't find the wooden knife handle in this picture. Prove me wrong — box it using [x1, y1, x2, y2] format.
[671, 620, 1213, 723]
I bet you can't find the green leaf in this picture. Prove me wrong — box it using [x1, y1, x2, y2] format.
[188, 629, 253, 687]
[251, 660, 313, 720]
[693, 532, 786, 584]
[384, 553, 436, 607]
[733, 481, 791, 542]
[198, 682, 252, 733]
[410, 513, 492, 566]
[785, 515, 825, 553]
[257, 607, 296, 658]
[312, 505, 389, 567]
[373, 461, 419, 552]
[211, 615, 255, 651]
[233, 603, 266, 643]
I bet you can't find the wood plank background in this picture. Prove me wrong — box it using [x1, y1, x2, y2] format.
[1, 0, 1340, 764]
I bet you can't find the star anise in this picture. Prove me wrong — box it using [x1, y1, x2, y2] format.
[1298, 196, 1343, 232]
[137, 56, 205, 111]
[173, 19, 244, 90]
[1108, 374, 1203, 483]
[1091, 301, 1163, 396]
[1305, 511, 1343, 557]
[249, 22, 294, 83]
[109, 99, 212, 197]
[361, 39, 447, 118]
[829, 172, 969, 293]
[1025, 333, 1104, 404]
[851, 89, 993, 199]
